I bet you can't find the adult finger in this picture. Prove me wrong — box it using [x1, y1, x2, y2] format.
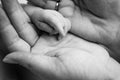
[0, 8, 30, 52]
[28, 0, 75, 18]
[3, 51, 64, 79]
[1, 0, 39, 46]
[27, 0, 56, 10]
[58, 0, 75, 18]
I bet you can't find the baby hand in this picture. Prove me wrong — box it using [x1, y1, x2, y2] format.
[30, 9, 71, 38]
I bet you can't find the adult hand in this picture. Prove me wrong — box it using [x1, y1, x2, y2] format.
[27, 0, 120, 62]
[1, 0, 120, 80]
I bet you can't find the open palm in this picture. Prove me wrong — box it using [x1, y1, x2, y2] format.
[28, 0, 120, 62]
[1, 0, 120, 80]
[5, 33, 120, 80]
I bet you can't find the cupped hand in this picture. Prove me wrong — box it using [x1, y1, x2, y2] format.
[1, 0, 120, 80]
[28, 0, 120, 44]
[27, 0, 120, 62]
[4, 34, 120, 80]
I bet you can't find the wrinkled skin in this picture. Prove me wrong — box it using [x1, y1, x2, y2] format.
[1, 0, 120, 80]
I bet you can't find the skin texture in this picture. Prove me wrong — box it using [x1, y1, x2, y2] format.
[0, 0, 120, 80]
[24, 5, 71, 38]
[27, 0, 120, 62]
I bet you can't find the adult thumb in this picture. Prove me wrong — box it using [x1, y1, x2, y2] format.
[3, 51, 59, 79]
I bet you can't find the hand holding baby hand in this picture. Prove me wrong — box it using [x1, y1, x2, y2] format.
[24, 6, 71, 39]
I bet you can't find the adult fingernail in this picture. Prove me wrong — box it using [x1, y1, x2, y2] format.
[3, 57, 17, 64]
